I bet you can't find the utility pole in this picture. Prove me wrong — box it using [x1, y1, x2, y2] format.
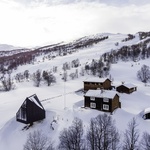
[64, 79, 66, 109]
[63, 70, 66, 109]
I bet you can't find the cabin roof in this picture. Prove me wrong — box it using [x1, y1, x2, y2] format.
[27, 94, 44, 110]
[144, 108, 150, 114]
[85, 89, 118, 99]
[120, 83, 136, 89]
[83, 77, 110, 83]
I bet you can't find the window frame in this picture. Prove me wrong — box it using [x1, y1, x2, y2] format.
[90, 102, 96, 108]
[103, 97, 109, 103]
[90, 96, 95, 101]
[103, 104, 109, 110]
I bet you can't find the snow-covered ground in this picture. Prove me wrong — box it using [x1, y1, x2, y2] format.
[0, 33, 150, 149]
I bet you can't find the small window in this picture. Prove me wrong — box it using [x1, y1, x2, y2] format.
[90, 97, 95, 101]
[103, 98, 109, 102]
[90, 103, 96, 108]
[103, 104, 109, 110]
[22, 101, 26, 108]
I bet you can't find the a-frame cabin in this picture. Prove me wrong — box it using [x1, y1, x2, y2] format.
[16, 94, 45, 124]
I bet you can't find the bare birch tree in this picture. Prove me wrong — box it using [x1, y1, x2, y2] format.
[86, 113, 120, 150]
[140, 132, 150, 150]
[123, 117, 140, 150]
[24, 130, 55, 150]
[58, 117, 84, 150]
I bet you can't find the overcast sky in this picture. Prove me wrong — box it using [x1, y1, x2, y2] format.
[0, 0, 150, 47]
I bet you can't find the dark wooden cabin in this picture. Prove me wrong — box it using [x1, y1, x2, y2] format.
[84, 89, 121, 113]
[16, 94, 45, 124]
[83, 78, 111, 91]
[116, 83, 137, 94]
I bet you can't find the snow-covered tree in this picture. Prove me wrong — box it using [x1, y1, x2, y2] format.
[0, 73, 15, 91]
[24, 70, 30, 80]
[24, 130, 55, 150]
[43, 71, 56, 86]
[86, 113, 120, 150]
[123, 118, 139, 150]
[137, 64, 150, 83]
[59, 117, 84, 150]
[140, 132, 150, 150]
[33, 69, 42, 87]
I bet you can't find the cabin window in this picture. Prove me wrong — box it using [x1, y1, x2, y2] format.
[20, 101, 27, 121]
[103, 98, 109, 102]
[21, 107, 27, 120]
[103, 104, 109, 110]
[90, 103, 96, 108]
[22, 101, 26, 108]
[90, 97, 95, 101]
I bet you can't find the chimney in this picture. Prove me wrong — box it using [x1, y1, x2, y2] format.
[122, 81, 125, 84]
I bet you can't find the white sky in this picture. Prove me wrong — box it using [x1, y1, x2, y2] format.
[0, 0, 150, 47]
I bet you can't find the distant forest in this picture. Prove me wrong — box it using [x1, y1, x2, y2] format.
[0, 31, 150, 91]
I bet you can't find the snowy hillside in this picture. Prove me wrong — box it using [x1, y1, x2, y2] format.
[0, 32, 150, 149]
[14, 0, 150, 6]
[0, 44, 23, 51]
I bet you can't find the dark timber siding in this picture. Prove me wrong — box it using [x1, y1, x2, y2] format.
[111, 94, 120, 112]
[26, 100, 45, 124]
[116, 85, 137, 94]
[84, 93, 121, 113]
[16, 95, 45, 124]
[144, 113, 150, 119]
[84, 96, 103, 110]
[84, 79, 111, 91]
[103, 79, 112, 90]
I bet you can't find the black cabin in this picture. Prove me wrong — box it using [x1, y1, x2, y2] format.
[16, 94, 45, 124]
[143, 108, 150, 120]
[84, 89, 121, 113]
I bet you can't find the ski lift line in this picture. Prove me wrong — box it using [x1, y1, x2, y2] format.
[40, 88, 83, 103]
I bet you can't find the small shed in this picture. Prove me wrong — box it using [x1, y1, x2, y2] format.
[16, 94, 45, 124]
[116, 83, 137, 94]
[84, 89, 121, 113]
[83, 78, 112, 91]
[143, 108, 150, 120]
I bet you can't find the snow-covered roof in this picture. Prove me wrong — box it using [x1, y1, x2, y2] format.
[28, 95, 44, 110]
[121, 83, 136, 89]
[85, 89, 118, 99]
[84, 77, 110, 83]
[144, 108, 150, 114]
